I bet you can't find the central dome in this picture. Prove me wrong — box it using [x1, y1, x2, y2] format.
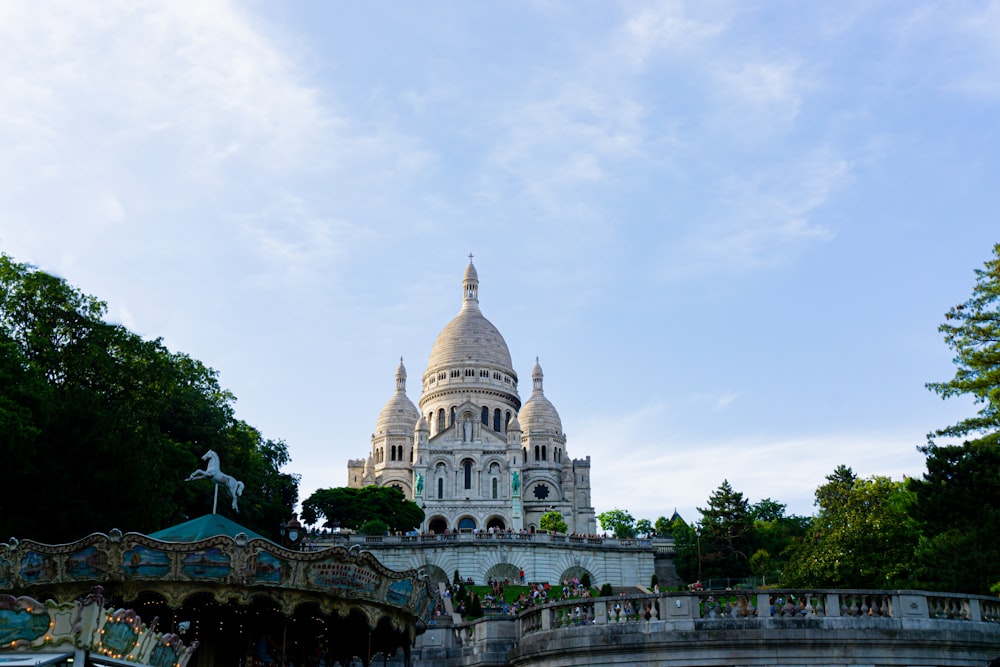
[425, 260, 516, 376]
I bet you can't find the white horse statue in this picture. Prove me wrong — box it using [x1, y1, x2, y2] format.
[185, 449, 245, 513]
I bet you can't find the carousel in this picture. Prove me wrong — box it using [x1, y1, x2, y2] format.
[0, 452, 436, 667]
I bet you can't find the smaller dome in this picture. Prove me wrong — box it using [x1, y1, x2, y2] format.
[375, 358, 419, 434]
[518, 358, 562, 435]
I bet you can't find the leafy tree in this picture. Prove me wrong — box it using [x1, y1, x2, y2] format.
[911, 243, 1000, 594]
[539, 510, 568, 534]
[0, 254, 298, 542]
[654, 515, 676, 536]
[301, 485, 424, 533]
[597, 509, 636, 539]
[635, 518, 654, 537]
[697, 480, 753, 579]
[359, 518, 389, 536]
[668, 515, 699, 584]
[783, 467, 917, 588]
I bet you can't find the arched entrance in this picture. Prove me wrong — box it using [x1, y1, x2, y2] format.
[428, 516, 448, 534]
[486, 516, 506, 531]
[457, 517, 477, 532]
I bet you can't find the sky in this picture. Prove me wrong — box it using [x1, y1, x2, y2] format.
[1, 0, 998, 525]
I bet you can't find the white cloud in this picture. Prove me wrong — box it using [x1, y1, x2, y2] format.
[621, 1, 725, 66]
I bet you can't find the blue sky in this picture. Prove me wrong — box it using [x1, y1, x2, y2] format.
[1, 1, 997, 524]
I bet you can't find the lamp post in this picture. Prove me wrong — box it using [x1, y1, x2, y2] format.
[695, 525, 703, 586]
[279, 513, 303, 549]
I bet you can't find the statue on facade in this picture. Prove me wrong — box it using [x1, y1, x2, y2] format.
[415, 472, 424, 497]
[185, 449, 245, 513]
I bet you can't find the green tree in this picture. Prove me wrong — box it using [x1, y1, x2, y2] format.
[697, 480, 753, 579]
[911, 243, 1000, 594]
[0, 254, 298, 542]
[635, 518, 654, 538]
[597, 509, 636, 539]
[539, 510, 568, 534]
[301, 485, 424, 533]
[783, 467, 917, 588]
[926, 242, 1000, 446]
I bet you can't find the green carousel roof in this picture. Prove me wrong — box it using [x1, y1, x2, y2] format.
[147, 513, 272, 543]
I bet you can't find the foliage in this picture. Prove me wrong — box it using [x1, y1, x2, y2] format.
[467, 592, 484, 618]
[301, 485, 424, 533]
[635, 518, 654, 537]
[908, 441, 1000, 594]
[359, 518, 389, 536]
[697, 480, 754, 579]
[668, 516, 699, 584]
[925, 243, 1000, 446]
[580, 572, 591, 588]
[749, 549, 777, 579]
[654, 515, 677, 536]
[750, 498, 786, 523]
[650, 573, 658, 589]
[0, 254, 298, 542]
[539, 510, 568, 534]
[599, 583, 613, 597]
[783, 466, 917, 588]
[597, 508, 636, 539]
[911, 244, 1000, 594]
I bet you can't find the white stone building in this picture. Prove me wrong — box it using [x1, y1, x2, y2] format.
[347, 260, 596, 535]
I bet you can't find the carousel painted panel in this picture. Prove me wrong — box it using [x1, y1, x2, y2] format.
[386, 578, 413, 607]
[0, 556, 11, 589]
[251, 551, 287, 585]
[0, 596, 51, 646]
[18, 552, 57, 585]
[64, 546, 109, 581]
[305, 560, 379, 597]
[180, 548, 230, 580]
[121, 546, 171, 579]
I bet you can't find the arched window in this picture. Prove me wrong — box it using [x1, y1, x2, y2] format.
[493, 408, 501, 431]
[505, 411, 512, 430]
[390, 446, 396, 462]
[464, 460, 473, 490]
[437, 408, 446, 433]
[523, 447, 527, 463]
[542, 445, 547, 461]
[481, 406, 489, 425]
[492, 477, 498, 499]
[534, 446, 540, 461]
[437, 478, 444, 499]
[450, 407, 457, 427]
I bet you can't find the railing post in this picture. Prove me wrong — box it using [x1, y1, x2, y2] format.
[757, 593, 772, 617]
[825, 593, 841, 617]
[595, 600, 607, 625]
[969, 598, 982, 622]
[541, 607, 552, 630]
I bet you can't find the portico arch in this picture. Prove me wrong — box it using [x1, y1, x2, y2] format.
[428, 516, 448, 534]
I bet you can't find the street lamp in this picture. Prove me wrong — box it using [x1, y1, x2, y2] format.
[695, 524, 703, 586]
[279, 513, 303, 549]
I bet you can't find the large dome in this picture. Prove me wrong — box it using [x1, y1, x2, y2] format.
[375, 359, 419, 434]
[425, 260, 516, 375]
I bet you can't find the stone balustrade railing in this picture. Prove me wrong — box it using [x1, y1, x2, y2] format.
[310, 532, 670, 551]
[517, 589, 1000, 636]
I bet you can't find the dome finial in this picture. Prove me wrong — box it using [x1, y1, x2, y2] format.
[462, 255, 479, 309]
[532, 357, 544, 393]
[395, 357, 407, 392]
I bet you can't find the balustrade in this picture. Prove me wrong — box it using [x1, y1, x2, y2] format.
[515, 589, 1000, 638]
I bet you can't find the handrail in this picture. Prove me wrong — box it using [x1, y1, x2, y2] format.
[515, 589, 1000, 636]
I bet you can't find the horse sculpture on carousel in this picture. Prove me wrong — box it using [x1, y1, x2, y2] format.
[185, 449, 245, 513]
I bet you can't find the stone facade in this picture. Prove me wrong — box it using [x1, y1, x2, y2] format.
[348, 260, 597, 535]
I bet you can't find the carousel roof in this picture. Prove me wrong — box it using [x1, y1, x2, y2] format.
[147, 513, 270, 543]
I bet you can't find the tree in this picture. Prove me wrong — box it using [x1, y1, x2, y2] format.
[635, 518, 654, 538]
[596, 509, 635, 539]
[697, 480, 753, 579]
[783, 467, 917, 588]
[750, 498, 786, 523]
[301, 485, 424, 533]
[911, 243, 1000, 594]
[539, 510, 568, 534]
[0, 254, 299, 542]
[926, 242, 1000, 446]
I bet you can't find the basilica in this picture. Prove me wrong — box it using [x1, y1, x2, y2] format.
[347, 260, 596, 535]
